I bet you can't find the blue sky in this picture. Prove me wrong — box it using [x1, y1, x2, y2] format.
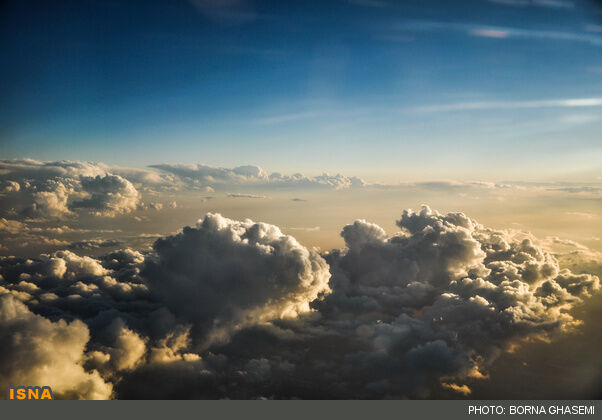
[1, 0, 601, 180]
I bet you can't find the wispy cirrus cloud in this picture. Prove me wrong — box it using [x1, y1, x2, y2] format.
[353, 0, 577, 11]
[393, 20, 602, 46]
[409, 97, 602, 113]
[253, 111, 321, 125]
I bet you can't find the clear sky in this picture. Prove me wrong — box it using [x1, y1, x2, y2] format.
[1, 0, 602, 181]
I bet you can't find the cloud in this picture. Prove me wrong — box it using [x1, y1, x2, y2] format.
[10, 159, 596, 222]
[1, 159, 601, 264]
[69, 239, 124, 250]
[394, 20, 602, 46]
[469, 29, 509, 39]
[1, 181, 20, 193]
[142, 213, 331, 347]
[149, 163, 269, 186]
[0, 160, 142, 219]
[548, 186, 601, 194]
[0, 294, 113, 399]
[312, 173, 366, 189]
[0, 218, 23, 235]
[28, 181, 75, 219]
[441, 382, 472, 395]
[411, 97, 602, 113]
[151, 163, 366, 190]
[0, 207, 598, 399]
[305, 206, 599, 397]
[564, 212, 597, 219]
[108, 167, 180, 192]
[71, 174, 140, 217]
[227, 193, 268, 199]
[287, 226, 320, 232]
[94, 318, 147, 373]
[254, 111, 321, 125]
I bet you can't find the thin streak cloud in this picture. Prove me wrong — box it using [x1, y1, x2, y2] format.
[226, 193, 268, 199]
[253, 111, 320, 125]
[395, 20, 602, 46]
[410, 97, 602, 113]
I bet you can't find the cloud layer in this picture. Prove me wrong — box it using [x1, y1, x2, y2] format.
[0, 206, 598, 399]
[149, 163, 366, 190]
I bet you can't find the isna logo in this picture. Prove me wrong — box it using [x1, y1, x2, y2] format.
[7, 386, 54, 400]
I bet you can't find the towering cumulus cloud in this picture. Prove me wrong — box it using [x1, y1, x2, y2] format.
[143, 213, 332, 347]
[311, 206, 599, 396]
[0, 207, 598, 399]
